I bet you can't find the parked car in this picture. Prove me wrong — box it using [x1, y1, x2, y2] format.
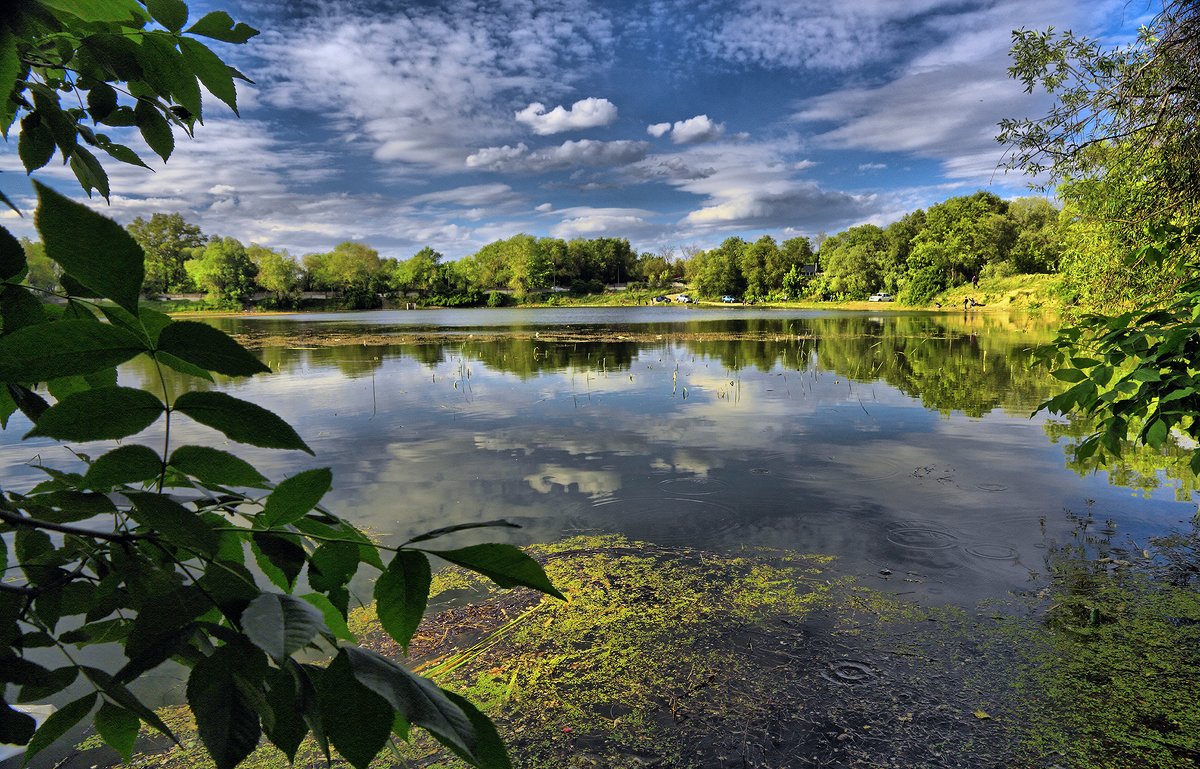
[675, 294, 693, 303]
[720, 295, 738, 303]
[652, 295, 670, 304]
[868, 293, 894, 302]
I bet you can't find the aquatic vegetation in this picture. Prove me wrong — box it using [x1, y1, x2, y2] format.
[73, 531, 1200, 769]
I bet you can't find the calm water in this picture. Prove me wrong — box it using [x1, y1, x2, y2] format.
[4, 307, 1195, 612]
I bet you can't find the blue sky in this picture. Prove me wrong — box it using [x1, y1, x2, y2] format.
[0, 0, 1148, 260]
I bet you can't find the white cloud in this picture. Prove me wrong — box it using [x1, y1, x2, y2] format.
[548, 206, 660, 239]
[647, 122, 671, 137]
[465, 144, 529, 169]
[255, 2, 616, 170]
[858, 163, 887, 171]
[791, 0, 1126, 183]
[407, 183, 520, 208]
[668, 114, 725, 144]
[515, 97, 618, 135]
[466, 139, 649, 172]
[630, 138, 872, 232]
[535, 203, 554, 212]
[703, 0, 956, 71]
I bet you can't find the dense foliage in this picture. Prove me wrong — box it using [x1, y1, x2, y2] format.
[0, 3, 560, 769]
[106, 191, 1066, 309]
[1002, 1, 1200, 469]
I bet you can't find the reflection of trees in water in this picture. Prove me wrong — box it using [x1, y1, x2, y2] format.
[812, 321, 1056, 417]
[244, 314, 1060, 413]
[1045, 413, 1200, 502]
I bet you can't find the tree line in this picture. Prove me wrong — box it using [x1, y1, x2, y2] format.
[16, 190, 1066, 309]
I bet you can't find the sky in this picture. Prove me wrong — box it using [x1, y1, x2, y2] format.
[0, 0, 1151, 261]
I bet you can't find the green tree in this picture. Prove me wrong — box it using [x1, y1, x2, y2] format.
[818, 225, 887, 299]
[688, 237, 746, 297]
[249, 244, 303, 304]
[392, 246, 443, 295]
[0, 5, 550, 769]
[304, 242, 383, 308]
[18, 238, 57, 292]
[1003, 197, 1063, 275]
[186, 236, 257, 302]
[901, 192, 1014, 302]
[1002, 2, 1200, 472]
[127, 212, 205, 294]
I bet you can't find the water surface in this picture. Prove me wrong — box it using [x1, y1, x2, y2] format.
[3, 308, 1195, 612]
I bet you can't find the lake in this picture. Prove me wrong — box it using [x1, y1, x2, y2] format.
[5, 305, 1193, 613]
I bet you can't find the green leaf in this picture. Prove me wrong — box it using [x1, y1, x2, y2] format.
[98, 140, 152, 170]
[0, 28, 19, 139]
[187, 648, 262, 769]
[126, 492, 220, 556]
[0, 386, 16, 429]
[157, 321, 270, 376]
[83, 444, 162, 488]
[1050, 367, 1087, 383]
[20, 692, 96, 767]
[46, 375, 91, 403]
[404, 519, 521, 545]
[1144, 418, 1168, 448]
[424, 544, 564, 600]
[186, 11, 260, 43]
[169, 445, 268, 487]
[70, 146, 111, 202]
[1, 284, 46, 333]
[262, 667, 307, 761]
[134, 99, 174, 162]
[301, 593, 355, 643]
[137, 33, 202, 121]
[174, 391, 313, 454]
[438, 689, 512, 769]
[36, 0, 145, 23]
[27, 387, 163, 442]
[18, 115, 56, 174]
[82, 667, 175, 741]
[155, 350, 215, 381]
[0, 224, 23, 280]
[17, 666, 77, 703]
[375, 550, 430, 653]
[94, 702, 140, 763]
[252, 533, 306, 591]
[179, 38, 238, 114]
[33, 181, 145, 313]
[0, 698, 36, 747]
[242, 593, 327, 663]
[146, 0, 188, 31]
[263, 468, 332, 526]
[307, 542, 360, 593]
[342, 646, 476, 758]
[7, 383, 54, 427]
[317, 651, 394, 769]
[0, 657, 53, 685]
[0, 320, 145, 382]
[87, 84, 119, 122]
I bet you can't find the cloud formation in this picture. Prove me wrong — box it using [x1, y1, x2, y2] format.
[649, 115, 727, 144]
[516, 97, 618, 135]
[254, 1, 616, 169]
[466, 139, 650, 172]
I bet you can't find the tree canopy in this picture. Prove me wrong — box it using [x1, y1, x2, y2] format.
[1001, 1, 1200, 474]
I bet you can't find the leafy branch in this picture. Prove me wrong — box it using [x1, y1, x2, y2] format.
[0, 3, 560, 769]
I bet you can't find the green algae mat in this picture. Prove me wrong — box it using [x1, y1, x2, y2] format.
[74, 533, 1200, 769]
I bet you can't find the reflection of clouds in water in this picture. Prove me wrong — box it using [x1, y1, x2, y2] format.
[524, 464, 621, 497]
